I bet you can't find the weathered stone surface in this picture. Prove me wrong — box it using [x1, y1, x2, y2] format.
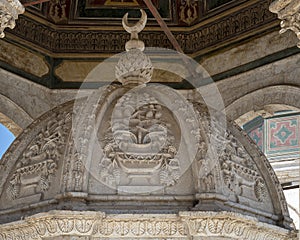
[201, 31, 299, 76]
[0, 7, 298, 238]
[0, 40, 49, 77]
[0, 86, 292, 229]
[0, 210, 295, 239]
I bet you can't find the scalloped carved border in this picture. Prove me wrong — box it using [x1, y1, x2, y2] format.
[0, 211, 295, 239]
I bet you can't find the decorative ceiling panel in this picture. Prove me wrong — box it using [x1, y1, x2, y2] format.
[206, 0, 234, 11]
[266, 114, 300, 160]
[71, 0, 173, 23]
[1, 0, 282, 89]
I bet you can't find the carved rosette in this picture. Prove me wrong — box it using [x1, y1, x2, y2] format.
[0, 0, 24, 38]
[269, 0, 300, 47]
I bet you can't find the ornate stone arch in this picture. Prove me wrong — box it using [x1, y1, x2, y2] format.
[0, 90, 293, 224]
[0, 94, 295, 239]
[225, 85, 300, 121]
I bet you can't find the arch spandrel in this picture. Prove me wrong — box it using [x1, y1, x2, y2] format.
[0, 101, 73, 211]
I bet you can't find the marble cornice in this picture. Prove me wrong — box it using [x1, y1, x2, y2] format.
[0, 211, 296, 239]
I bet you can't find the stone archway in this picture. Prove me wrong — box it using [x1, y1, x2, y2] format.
[225, 85, 300, 121]
[0, 93, 32, 130]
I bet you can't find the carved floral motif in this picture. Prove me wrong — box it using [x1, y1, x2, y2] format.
[100, 92, 180, 188]
[6, 112, 71, 200]
[48, 0, 68, 23]
[9, 0, 275, 54]
[0, 211, 294, 239]
[193, 103, 268, 204]
[219, 131, 268, 203]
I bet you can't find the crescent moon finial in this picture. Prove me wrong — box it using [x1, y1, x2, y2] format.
[122, 9, 147, 35]
[122, 9, 147, 51]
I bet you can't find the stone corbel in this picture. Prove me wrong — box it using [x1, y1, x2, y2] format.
[269, 0, 300, 48]
[0, 0, 24, 38]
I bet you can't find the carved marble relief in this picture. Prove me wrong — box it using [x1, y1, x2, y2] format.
[5, 112, 71, 202]
[0, 0, 24, 38]
[0, 211, 295, 239]
[219, 130, 268, 203]
[98, 91, 181, 192]
[0, 8, 294, 236]
[193, 103, 271, 212]
[62, 137, 84, 192]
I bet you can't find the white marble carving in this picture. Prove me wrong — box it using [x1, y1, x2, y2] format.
[192, 103, 274, 216]
[0, 8, 295, 238]
[269, 0, 300, 47]
[100, 91, 180, 189]
[0, 0, 24, 38]
[115, 9, 153, 85]
[6, 112, 71, 201]
[0, 210, 295, 239]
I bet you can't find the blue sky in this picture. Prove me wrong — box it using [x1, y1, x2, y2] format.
[0, 123, 15, 159]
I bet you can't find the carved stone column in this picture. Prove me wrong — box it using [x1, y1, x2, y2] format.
[269, 0, 300, 48]
[0, 0, 24, 38]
